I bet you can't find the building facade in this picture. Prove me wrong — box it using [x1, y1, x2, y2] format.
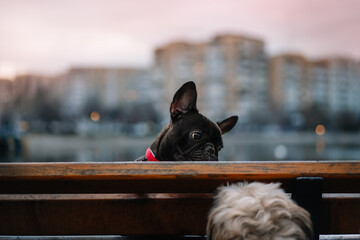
[60, 67, 152, 117]
[326, 58, 360, 115]
[0, 79, 13, 113]
[269, 54, 309, 114]
[270, 55, 360, 119]
[154, 34, 268, 122]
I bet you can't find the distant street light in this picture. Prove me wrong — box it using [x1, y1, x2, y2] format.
[315, 124, 326, 136]
[90, 111, 100, 122]
[274, 144, 287, 159]
[19, 121, 29, 132]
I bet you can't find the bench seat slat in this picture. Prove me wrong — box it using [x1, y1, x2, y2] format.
[1, 178, 359, 194]
[0, 195, 359, 235]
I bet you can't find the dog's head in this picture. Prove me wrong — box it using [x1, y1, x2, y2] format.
[142, 81, 238, 161]
[207, 182, 313, 240]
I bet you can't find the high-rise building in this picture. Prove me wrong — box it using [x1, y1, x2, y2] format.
[0, 79, 13, 113]
[13, 75, 49, 101]
[60, 67, 152, 117]
[153, 41, 205, 110]
[270, 55, 360, 118]
[307, 58, 360, 115]
[269, 54, 309, 113]
[307, 60, 329, 109]
[326, 58, 360, 115]
[154, 34, 268, 122]
[209, 35, 268, 121]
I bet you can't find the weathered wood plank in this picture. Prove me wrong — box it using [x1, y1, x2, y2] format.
[0, 196, 212, 235]
[0, 162, 359, 235]
[321, 197, 360, 234]
[0, 162, 359, 194]
[0, 178, 297, 194]
[1, 162, 359, 179]
[0, 236, 206, 240]
[1, 178, 359, 194]
[0, 195, 359, 235]
[0, 235, 359, 240]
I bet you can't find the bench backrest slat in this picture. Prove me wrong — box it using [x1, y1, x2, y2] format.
[1, 162, 359, 193]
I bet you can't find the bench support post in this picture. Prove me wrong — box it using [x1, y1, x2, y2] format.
[292, 177, 323, 240]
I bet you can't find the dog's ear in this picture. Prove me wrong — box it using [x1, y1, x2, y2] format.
[170, 81, 198, 121]
[217, 116, 238, 134]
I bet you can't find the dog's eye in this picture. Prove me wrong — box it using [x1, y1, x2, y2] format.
[191, 131, 202, 140]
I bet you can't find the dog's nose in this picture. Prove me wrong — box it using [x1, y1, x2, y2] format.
[204, 143, 216, 155]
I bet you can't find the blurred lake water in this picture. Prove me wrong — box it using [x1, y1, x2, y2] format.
[1, 133, 360, 162]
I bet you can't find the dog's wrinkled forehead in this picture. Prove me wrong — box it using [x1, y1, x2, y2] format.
[173, 112, 222, 141]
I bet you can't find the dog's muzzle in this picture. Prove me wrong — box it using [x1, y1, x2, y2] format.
[176, 140, 218, 161]
[188, 143, 218, 161]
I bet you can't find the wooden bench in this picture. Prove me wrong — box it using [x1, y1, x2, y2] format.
[0, 161, 359, 239]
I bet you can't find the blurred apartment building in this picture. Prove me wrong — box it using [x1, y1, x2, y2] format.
[58, 67, 153, 117]
[0, 68, 155, 121]
[269, 55, 360, 117]
[269, 54, 309, 113]
[0, 75, 56, 134]
[13, 74, 52, 99]
[11, 74, 57, 118]
[0, 79, 13, 113]
[1, 33, 360, 131]
[154, 34, 268, 122]
[323, 58, 360, 115]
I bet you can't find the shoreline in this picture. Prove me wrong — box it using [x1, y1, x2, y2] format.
[23, 132, 360, 147]
[2, 132, 359, 162]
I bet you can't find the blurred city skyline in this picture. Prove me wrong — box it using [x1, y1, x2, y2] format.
[1, 0, 360, 78]
[1, 32, 359, 136]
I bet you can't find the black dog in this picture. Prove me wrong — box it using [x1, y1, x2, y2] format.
[136, 81, 238, 161]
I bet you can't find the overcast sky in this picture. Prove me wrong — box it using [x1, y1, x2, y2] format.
[0, 0, 360, 78]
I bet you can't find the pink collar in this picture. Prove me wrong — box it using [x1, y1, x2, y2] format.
[146, 147, 159, 161]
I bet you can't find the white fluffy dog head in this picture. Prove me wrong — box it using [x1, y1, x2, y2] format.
[207, 182, 313, 240]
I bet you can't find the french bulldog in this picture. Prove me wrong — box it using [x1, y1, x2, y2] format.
[136, 81, 238, 161]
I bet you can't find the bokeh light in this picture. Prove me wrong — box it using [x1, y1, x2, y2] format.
[274, 144, 288, 159]
[19, 121, 29, 132]
[90, 111, 100, 122]
[315, 124, 326, 136]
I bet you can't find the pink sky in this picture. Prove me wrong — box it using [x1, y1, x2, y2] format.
[0, 0, 360, 78]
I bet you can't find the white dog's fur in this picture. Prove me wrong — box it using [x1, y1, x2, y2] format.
[207, 182, 313, 240]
